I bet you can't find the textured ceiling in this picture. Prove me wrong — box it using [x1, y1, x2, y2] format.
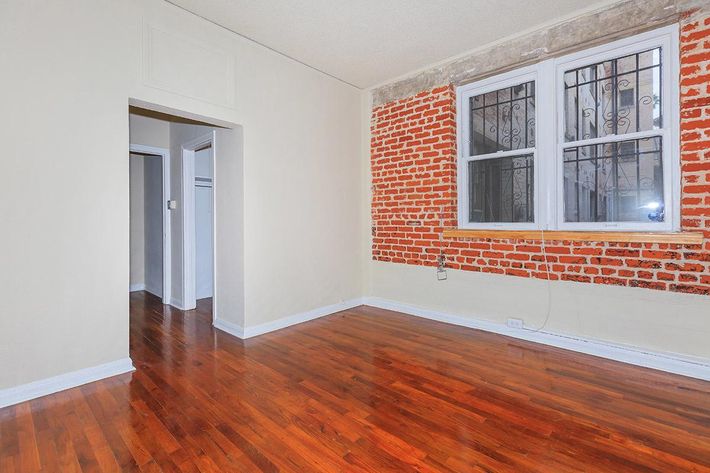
[167, 0, 621, 88]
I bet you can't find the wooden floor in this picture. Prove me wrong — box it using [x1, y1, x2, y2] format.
[2, 292, 710, 472]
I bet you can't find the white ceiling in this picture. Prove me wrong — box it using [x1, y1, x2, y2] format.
[167, 0, 620, 89]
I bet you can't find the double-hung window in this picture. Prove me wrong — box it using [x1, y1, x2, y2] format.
[456, 25, 679, 232]
[457, 65, 540, 229]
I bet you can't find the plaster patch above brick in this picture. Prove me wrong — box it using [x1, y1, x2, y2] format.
[372, 0, 710, 107]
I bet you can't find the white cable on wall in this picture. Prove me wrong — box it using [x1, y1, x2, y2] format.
[527, 230, 553, 332]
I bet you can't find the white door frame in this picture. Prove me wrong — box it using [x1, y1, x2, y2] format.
[181, 132, 216, 315]
[129, 144, 172, 305]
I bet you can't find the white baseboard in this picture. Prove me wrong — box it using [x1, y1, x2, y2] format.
[130, 283, 167, 304]
[214, 298, 366, 340]
[129, 283, 145, 292]
[364, 297, 710, 382]
[144, 284, 162, 299]
[0, 358, 135, 409]
[244, 298, 365, 338]
[213, 317, 244, 338]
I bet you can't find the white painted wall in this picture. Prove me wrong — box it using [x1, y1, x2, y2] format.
[214, 127, 246, 329]
[143, 155, 163, 297]
[129, 155, 145, 288]
[129, 114, 170, 149]
[240, 58, 363, 328]
[0, 0, 361, 390]
[368, 261, 710, 360]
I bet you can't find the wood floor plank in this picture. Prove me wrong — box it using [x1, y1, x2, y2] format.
[1, 292, 710, 472]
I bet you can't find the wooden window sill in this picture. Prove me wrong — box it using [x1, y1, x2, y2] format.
[442, 229, 704, 245]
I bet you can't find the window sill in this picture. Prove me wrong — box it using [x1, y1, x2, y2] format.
[442, 229, 704, 245]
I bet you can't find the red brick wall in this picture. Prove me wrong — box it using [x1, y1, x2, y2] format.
[371, 14, 710, 295]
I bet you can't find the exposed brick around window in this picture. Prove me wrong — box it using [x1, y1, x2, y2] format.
[370, 14, 710, 295]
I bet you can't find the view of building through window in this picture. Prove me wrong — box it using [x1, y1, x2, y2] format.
[468, 81, 536, 223]
[562, 48, 664, 223]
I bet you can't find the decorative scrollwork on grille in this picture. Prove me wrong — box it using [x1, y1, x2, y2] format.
[564, 48, 662, 143]
[469, 155, 534, 223]
[470, 81, 535, 156]
[562, 137, 664, 223]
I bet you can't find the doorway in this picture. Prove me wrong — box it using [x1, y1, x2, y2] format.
[194, 146, 214, 301]
[181, 132, 216, 313]
[128, 144, 171, 305]
[128, 100, 245, 334]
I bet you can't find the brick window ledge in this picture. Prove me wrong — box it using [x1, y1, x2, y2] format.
[442, 229, 704, 245]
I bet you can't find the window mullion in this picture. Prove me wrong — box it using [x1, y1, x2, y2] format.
[536, 59, 556, 230]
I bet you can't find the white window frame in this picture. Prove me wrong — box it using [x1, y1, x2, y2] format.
[456, 24, 680, 232]
[456, 64, 549, 230]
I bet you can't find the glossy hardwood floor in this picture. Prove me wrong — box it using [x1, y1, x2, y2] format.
[2, 292, 710, 472]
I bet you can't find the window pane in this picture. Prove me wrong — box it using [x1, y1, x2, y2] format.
[563, 48, 662, 142]
[468, 155, 534, 223]
[563, 137, 664, 223]
[470, 81, 535, 155]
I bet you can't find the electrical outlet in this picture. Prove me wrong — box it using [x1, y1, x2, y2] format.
[436, 269, 447, 281]
[506, 318, 524, 329]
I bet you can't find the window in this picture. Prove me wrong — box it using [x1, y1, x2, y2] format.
[456, 25, 679, 232]
[466, 79, 536, 225]
[457, 66, 540, 230]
